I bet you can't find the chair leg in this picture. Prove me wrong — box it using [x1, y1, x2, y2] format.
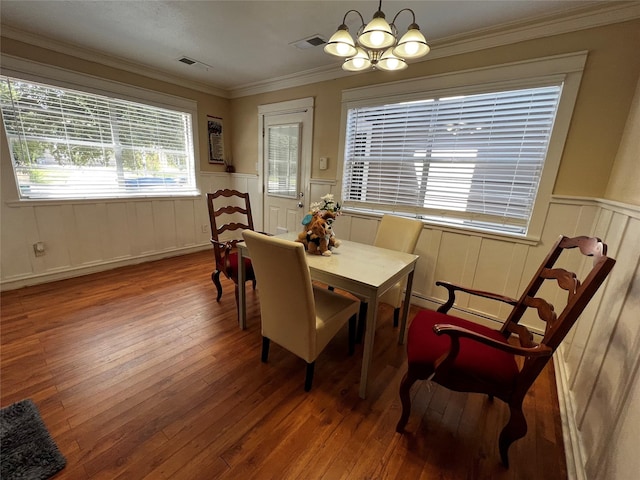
[356, 302, 368, 343]
[396, 368, 421, 432]
[261, 337, 270, 363]
[498, 397, 528, 468]
[304, 362, 316, 391]
[348, 314, 356, 356]
[393, 307, 400, 327]
[212, 270, 223, 302]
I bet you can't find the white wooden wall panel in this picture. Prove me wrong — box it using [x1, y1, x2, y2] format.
[577, 218, 640, 461]
[70, 203, 104, 264]
[594, 262, 640, 479]
[105, 203, 131, 260]
[35, 205, 71, 271]
[152, 200, 177, 250]
[470, 238, 515, 317]
[131, 202, 155, 254]
[174, 198, 198, 247]
[499, 243, 529, 320]
[420, 229, 442, 300]
[0, 203, 32, 278]
[411, 228, 434, 300]
[572, 212, 629, 413]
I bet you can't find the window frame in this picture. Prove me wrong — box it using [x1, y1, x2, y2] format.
[0, 55, 201, 204]
[336, 52, 587, 241]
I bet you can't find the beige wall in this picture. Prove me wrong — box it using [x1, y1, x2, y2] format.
[3, 20, 639, 201]
[606, 75, 640, 204]
[229, 19, 640, 204]
[0, 37, 232, 175]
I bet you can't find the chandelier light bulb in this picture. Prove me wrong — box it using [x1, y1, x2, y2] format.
[369, 30, 386, 47]
[352, 57, 367, 69]
[337, 42, 352, 56]
[404, 41, 419, 55]
[342, 47, 372, 72]
[376, 48, 408, 71]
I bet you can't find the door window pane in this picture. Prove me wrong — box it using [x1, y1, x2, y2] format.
[267, 123, 300, 197]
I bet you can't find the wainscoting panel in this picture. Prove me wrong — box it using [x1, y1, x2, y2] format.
[335, 198, 638, 479]
[0, 172, 224, 290]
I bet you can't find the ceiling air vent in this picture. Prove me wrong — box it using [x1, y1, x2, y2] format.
[290, 35, 327, 50]
[177, 56, 214, 71]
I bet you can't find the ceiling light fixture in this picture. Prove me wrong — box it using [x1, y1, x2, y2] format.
[324, 0, 430, 72]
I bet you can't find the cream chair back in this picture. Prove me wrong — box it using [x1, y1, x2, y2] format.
[371, 214, 423, 329]
[374, 214, 423, 253]
[242, 230, 316, 361]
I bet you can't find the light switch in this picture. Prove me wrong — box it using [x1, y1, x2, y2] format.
[319, 157, 328, 170]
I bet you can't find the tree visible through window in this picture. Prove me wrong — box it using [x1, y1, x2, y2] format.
[0, 76, 197, 199]
[342, 85, 562, 235]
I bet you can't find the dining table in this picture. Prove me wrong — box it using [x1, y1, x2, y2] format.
[236, 231, 419, 399]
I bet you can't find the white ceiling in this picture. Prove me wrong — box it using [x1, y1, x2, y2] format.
[0, 1, 625, 97]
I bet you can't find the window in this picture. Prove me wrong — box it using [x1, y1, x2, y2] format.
[0, 75, 198, 200]
[267, 123, 300, 197]
[338, 52, 587, 238]
[341, 85, 562, 235]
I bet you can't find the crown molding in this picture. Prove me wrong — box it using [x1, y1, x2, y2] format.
[229, 1, 640, 98]
[2, 2, 639, 99]
[0, 25, 230, 98]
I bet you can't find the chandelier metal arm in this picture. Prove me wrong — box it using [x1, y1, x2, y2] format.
[341, 9, 365, 30]
[391, 8, 416, 27]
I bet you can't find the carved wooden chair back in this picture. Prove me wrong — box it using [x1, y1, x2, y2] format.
[206, 189, 256, 310]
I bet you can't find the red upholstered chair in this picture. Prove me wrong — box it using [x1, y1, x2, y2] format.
[206, 190, 258, 317]
[396, 235, 616, 467]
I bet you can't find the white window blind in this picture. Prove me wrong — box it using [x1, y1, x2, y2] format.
[267, 123, 299, 197]
[0, 75, 198, 200]
[342, 84, 563, 235]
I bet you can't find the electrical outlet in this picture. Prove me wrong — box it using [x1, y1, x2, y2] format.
[319, 157, 328, 170]
[33, 242, 46, 257]
[201, 224, 209, 234]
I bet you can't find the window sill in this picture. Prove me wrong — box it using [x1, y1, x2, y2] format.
[342, 209, 541, 246]
[5, 191, 202, 207]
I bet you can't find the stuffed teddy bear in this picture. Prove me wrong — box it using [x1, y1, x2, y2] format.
[296, 211, 341, 256]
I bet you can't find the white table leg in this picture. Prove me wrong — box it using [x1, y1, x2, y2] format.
[359, 296, 378, 399]
[398, 268, 415, 345]
[237, 247, 247, 330]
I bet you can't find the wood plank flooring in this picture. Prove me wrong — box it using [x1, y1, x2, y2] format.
[0, 250, 567, 479]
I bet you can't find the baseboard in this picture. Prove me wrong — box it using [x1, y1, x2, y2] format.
[0, 244, 210, 291]
[554, 345, 586, 480]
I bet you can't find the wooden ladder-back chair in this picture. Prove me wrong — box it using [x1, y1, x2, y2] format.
[206, 189, 257, 316]
[396, 235, 616, 467]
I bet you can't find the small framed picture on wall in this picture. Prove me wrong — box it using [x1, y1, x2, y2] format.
[207, 115, 224, 164]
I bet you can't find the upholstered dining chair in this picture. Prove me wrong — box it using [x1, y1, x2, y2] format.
[206, 189, 257, 316]
[357, 214, 423, 340]
[396, 235, 616, 467]
[242, 229, 360, 391]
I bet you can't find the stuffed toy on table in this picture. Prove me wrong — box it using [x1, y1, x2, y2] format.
[296, 210, 341, 256]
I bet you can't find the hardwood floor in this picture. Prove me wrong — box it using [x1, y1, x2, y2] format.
[0, 250, 567, 479]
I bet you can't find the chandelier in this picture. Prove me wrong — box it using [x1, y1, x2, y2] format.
[324, 0, 430, 72]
